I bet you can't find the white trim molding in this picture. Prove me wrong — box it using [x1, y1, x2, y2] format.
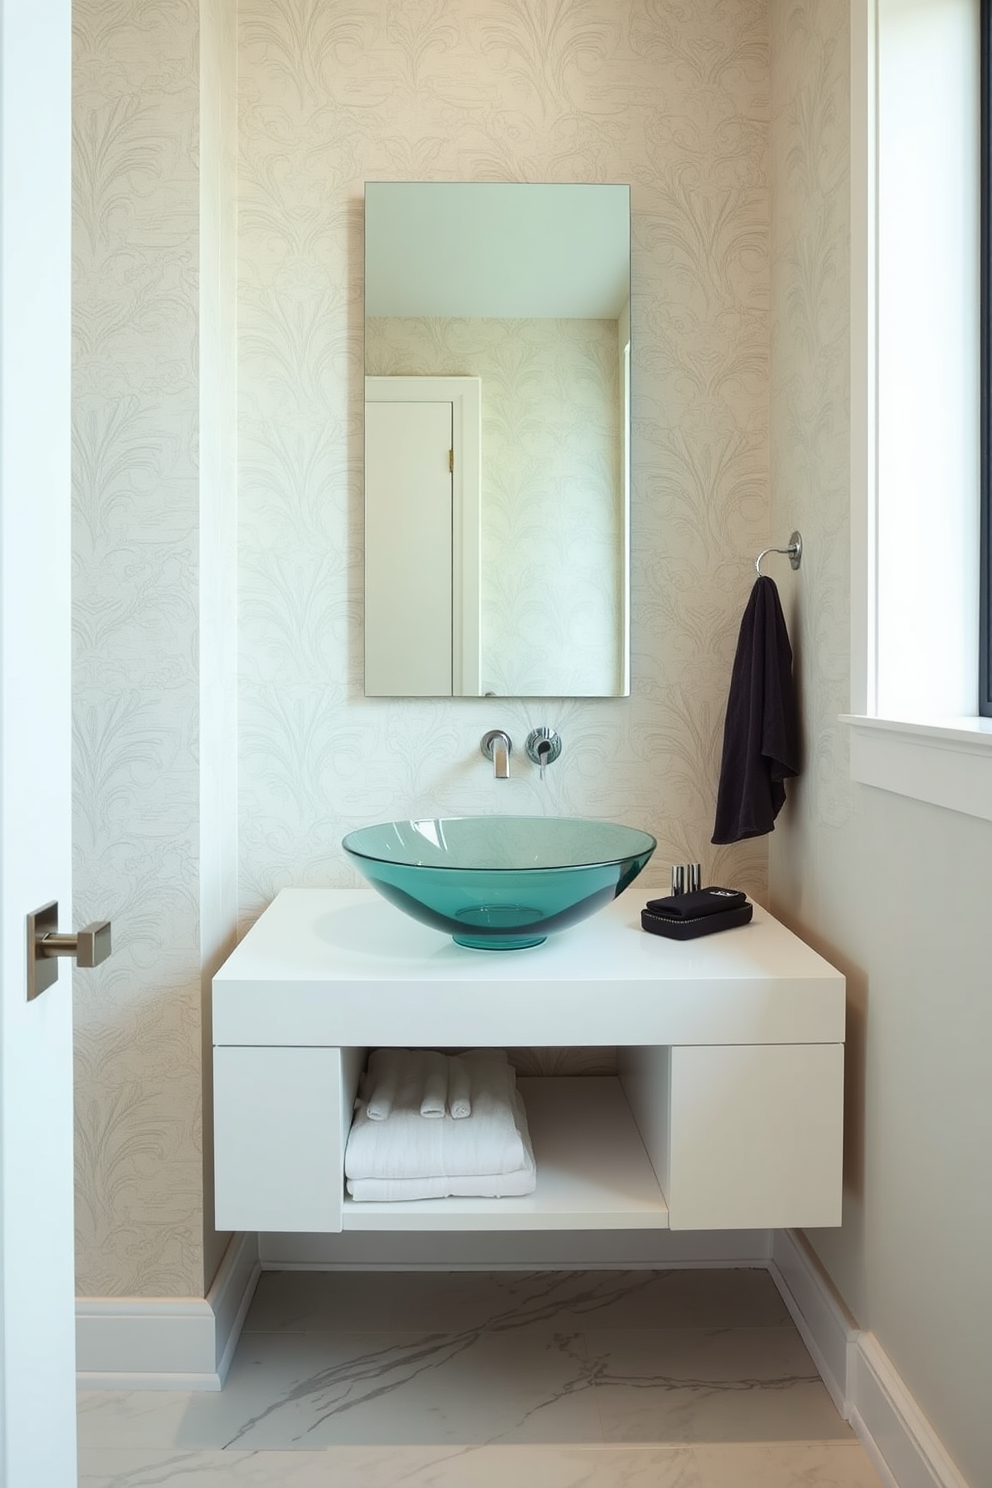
[76, 1230, 259, 1391]
[849, 0, 982, 729]
[769, 1227, 859, 1418]
[842, 714, 992, 822]
[850, 1332, 974, 1488]
[771, 1230, 971, 1488]
[849, 0, 878, 717]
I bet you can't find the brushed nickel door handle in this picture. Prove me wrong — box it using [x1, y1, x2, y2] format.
[26, 901, 113, 1001]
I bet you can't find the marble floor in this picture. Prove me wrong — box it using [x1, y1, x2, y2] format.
[77, 1268, 886, 1487]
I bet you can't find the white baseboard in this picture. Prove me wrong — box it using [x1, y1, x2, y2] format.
[849, 1333, 972, 1488]
[770, 1230, 970, 1488]
[210, 1230, 262, 1383]
[769, 1226, 859, 1416]
[76, 1230, 259, 1391]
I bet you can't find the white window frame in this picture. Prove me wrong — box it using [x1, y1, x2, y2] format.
[845, 0, 992, 822]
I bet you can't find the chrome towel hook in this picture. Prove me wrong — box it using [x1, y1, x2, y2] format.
[755, 530, 803, 577]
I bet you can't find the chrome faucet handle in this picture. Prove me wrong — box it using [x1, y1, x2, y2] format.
[525, 727, 562, 782]
[480, 729, 512, 779]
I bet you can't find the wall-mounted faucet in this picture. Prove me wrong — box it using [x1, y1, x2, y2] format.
[480, 729, 512, 779]
[525, 727, 562, 782]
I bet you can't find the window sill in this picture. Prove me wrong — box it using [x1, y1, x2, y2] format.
[840, 715, 992, 823]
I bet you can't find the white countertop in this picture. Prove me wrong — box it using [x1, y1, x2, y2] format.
[212, 886, 845, 1048]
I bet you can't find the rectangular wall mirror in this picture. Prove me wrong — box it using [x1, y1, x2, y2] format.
[364, 181, 631, 698]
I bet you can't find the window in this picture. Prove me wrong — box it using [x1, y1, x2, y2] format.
[845, 0, 992, 822]
[981, 0, 992, 714]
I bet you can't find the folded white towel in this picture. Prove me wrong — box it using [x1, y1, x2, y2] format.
[363, 1048, 444, 1123]
[347, 1093, 536, 1201]
[419, 1050, 448, 1118]
[447, 1055, 471, 1119]
[364, 1062, 397, 1122]
[346, 1048, 524, 1180]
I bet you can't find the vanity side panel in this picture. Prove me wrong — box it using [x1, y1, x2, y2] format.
[214, 1046, 352, 1233]
[339, 1044, 366, 1151]
[617, 1046, 672, 1202]
[666, 1044, 844, 1230]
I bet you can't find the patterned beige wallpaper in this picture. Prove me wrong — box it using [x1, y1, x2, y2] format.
[768, 0, 851, 852]
[72, 0, 774, 1299]
[238, 0, 773, 916]
[72, 0, 210, 1297]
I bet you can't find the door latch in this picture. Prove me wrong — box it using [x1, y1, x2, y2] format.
[26, 901, 112, 1001]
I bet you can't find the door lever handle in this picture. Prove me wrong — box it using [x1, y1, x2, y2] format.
[41, 922, 112, 967]
[26, 901, 113, 1001]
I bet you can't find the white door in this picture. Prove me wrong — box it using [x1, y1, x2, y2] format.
[0, 2, 78, 1485]
[365, 398, 455, 696]
[365, 377, 482, 696]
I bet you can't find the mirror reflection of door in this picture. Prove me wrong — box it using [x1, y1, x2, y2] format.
[364, 182, 630, 698]
[365, 378, 481, 697]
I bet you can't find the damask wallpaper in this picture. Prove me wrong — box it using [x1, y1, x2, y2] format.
[73, 0, 774, 1299]
[768, 0, 851, 848]
[72, 0, 209, 1297]
[238, 0, 772, 909]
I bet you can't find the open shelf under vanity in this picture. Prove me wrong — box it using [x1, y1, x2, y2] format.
[212, 887, 846, 1237]
[340, 1077, 670, 1232]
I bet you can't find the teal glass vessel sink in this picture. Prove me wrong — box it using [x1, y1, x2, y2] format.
[342, 816, 656, 950]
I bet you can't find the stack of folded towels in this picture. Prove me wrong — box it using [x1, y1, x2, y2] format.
[344, 1047, 536, 1201]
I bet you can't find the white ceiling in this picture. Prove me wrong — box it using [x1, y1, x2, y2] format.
[365, 182, 630, 320]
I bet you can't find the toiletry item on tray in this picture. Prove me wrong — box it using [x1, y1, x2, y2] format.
[641, 886, 752, 940]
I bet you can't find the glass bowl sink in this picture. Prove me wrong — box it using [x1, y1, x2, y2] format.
[341, 816, 656, 950]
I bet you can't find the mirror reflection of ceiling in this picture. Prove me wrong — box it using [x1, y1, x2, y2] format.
[365, 182, 630, 320]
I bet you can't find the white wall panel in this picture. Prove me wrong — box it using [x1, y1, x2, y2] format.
[769, 1, 992, 1480]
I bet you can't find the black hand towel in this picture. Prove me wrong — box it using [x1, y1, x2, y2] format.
[711, 575, 800, 844]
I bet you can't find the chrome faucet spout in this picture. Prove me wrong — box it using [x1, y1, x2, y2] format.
[480, 729, 512, 779]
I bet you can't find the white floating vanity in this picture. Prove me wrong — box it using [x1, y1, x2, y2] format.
[212, 888, 845, 1236]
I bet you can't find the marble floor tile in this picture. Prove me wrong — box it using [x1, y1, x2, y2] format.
[358, 1268, 578, 1334]
[77, 1442, 885, 1488]
[243, 1270, 401, 1333]
[688, 1443, 885, 1488]
[373, 1266, 791, 1334]
[82, 1318, 844, 1454]
[77, 1270, 885, 1488]
[240, 1265, 792, 1339]
[588, 1326, 851, 1444]
[179, 1325, 599, 1449]
[507, 1267, 792, 1332]
[78, 1391, 200, 1453]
